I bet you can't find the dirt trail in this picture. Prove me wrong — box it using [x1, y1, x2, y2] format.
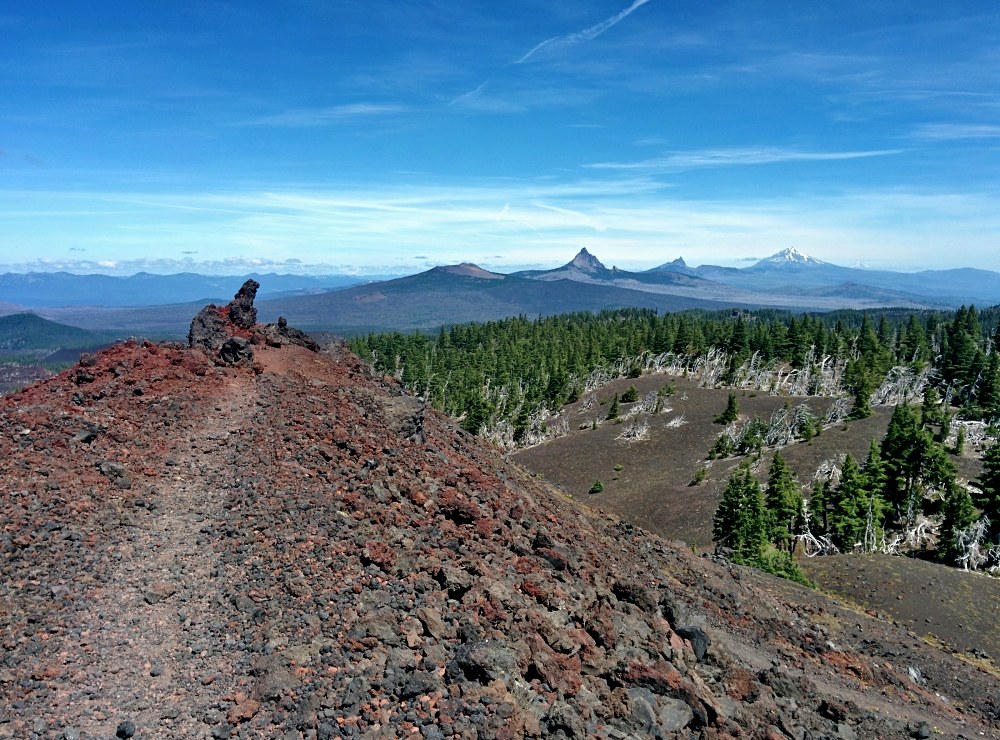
[48, 374, 258, 737]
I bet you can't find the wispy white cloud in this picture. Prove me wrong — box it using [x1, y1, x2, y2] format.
[587, 147, 904, 172]
[910, 123, 1000, 140]
[241, 103, 408, 127]
[514, 0, 654, 65]
[4, 179, 999, 274]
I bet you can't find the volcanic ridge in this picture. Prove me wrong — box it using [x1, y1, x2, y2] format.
[1, 282, 997, 739]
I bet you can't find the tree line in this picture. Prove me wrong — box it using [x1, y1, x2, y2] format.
[351, 305, 1000, 437]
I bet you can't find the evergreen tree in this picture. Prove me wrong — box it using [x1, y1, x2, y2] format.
[857, 441, 888, 550]
[808, 479, 830, 535]
[877, 315, 895, 354]
[765, 452, 803, 552]
[861, 440, 887, 500]
[461, 392, 492, 434]
[881, 404, 955, 526]
[829, 455, 866, 551]
[899, 314, 930, 366]
[713, 464, 769, 563]
[942, 306, 985, 406]
[978, 351, 1000, 420]
[714, 392, 740, 425]
[976, 443, 1000, 542]
[606, 394, 620, 421]
[939, 481, 979, 565]
[844, 358, 875, 420]
[728, 316, 750, 358]
[920, 386, 945, 429]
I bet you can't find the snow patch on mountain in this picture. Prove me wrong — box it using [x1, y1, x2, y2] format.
[754, 247, 826, 267]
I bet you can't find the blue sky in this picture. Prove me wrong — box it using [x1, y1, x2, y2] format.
[2, 1, 999, 275]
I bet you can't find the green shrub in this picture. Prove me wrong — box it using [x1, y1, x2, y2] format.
[658, 383, 676, 398]
[588, 480, 604, 494]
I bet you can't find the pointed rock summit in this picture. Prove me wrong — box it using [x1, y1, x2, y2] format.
[566, 247, 608, 273]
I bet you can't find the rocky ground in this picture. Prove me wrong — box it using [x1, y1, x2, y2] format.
[1, 286, 998, 739]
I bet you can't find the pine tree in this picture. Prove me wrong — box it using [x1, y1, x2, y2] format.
[809, 479, 830, 535]
[606, 394, 620, 421]
[976, 443, 1000, 542]
[844, 357, 875, 420]
[829, 455, 866, 551]
[713, 464, 768, 563]
[978, 351, 1000, 421]
[920, 386, 945, 429]
[858, 441, 888, 551]
[899, 314, 930, 366]
[714, 392, 740, 425]
[881, 404, 940, 525]
[939, 481, 979, 565]
[765, 452, 803, 551]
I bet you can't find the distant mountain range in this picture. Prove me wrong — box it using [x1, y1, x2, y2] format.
[2, 248, 999, 338]
[0, 271, 387, 308]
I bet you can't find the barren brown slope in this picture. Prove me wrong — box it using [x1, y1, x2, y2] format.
[1, 306, 998, 737]
[512, 376, 892, 549]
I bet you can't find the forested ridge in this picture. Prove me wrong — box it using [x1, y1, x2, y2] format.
[351, 304, 1000, 576]
[351, 305, 1000, 434]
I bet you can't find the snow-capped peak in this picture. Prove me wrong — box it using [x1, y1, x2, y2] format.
[756, 247, 825, 267]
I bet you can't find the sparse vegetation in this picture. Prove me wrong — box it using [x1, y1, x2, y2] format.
[690, 467, 708, 486]
[588, 479, 604, 494]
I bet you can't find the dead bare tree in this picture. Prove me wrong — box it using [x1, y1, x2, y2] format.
[813, 454, 846, 487]
[696, 348, 728, 387]
[577, 394, 597, 415]
[870, 365, 930, 407]
[824, 397, 851, 425]
[946, 420, 992, 450]
[616, 418, 650, 442]
[795, 499, 840, 556]
[954, 517, 993, 571]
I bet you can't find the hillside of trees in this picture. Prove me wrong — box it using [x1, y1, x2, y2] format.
[351, 305, 1000, 434]
[351, 305, 1000, 577]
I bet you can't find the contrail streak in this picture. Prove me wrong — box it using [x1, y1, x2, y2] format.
[514, 0, 653, 64]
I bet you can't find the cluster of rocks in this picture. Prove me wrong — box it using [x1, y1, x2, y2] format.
[1, 293, 997, 739]
[188, 280, 320, 367]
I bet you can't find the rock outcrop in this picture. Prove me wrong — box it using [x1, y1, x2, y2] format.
[0, 291, 997, 739]
[188, 280, 319, 365]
